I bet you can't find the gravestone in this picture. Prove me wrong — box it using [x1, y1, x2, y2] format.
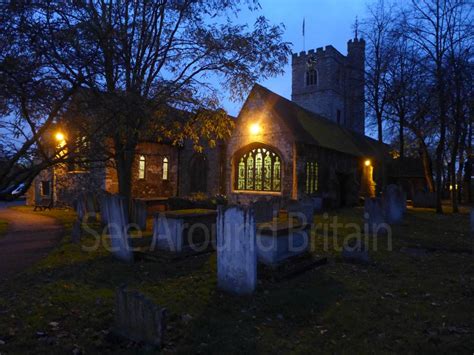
[114, 286, 166, 348]
[413, 191, 436, 208]
[131, 199, 147, 231]
[103, 195, 133, 262]
[75, 196, 86, 222]
[217, 205, 257, 295]
[364, 197, 387, 235]
[342, 237, 370, 264]
[152, 214, 185, 252]
[252, 197, 278, 223]
[383, 184, 406, 224]
[71, 220, 82, 244]
[287, 200, 314, 227]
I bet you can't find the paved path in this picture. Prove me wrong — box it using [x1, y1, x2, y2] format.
[0, 205, 63, 280]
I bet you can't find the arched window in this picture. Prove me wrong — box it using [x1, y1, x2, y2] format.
[138, 155, 146, 179]
[162, 157, 169, 180]
[235, 146, 281, 192]
[306, 70, 317, 86]
[305, 161, 319, 194]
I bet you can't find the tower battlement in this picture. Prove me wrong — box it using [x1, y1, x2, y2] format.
[291, 38, 365, 134]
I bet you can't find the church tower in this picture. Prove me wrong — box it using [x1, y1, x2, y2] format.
[291, 38, 365, 134]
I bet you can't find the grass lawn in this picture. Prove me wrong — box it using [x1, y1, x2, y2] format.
[0, 206, 473, 353]
[0, 219, 8, 237]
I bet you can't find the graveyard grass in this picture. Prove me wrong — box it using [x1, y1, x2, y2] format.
[0, 219, 7, 237]
[0, 206, 473, 353]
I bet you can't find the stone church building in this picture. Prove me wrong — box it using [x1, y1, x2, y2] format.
[27, 37, 388, 208]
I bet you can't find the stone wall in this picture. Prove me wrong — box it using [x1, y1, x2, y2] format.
[178, 141, 226, 197]
[291, 39, 365, 134]
[225, 91, 295, 204]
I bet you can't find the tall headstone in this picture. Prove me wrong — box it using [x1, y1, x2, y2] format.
[131, 199, 147, 231]
[364, 197, 387, 235]
[383, 184, 405, 224]
[252, 197, 278, 223]
[114, 286, 166, 348]
[217, 206, 257, 295]
[152, 214, 185, 252]
[104, 195, 133, 262]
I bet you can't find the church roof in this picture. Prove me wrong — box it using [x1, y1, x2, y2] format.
[246, 84, 389, 159]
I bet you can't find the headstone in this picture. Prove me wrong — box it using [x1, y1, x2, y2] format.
[84, 193, 97, 222]
[114, 285, 166, 348]
[104, 195, 133, 262]
[342, 238, 370, 264]
[75, 196, 86, 222]
[252, 197, 278, 223]
[383, 184, 406, 224]
[287, 200, 314, 227]
[71, 220, 82, 244]
[151, 214, 185, 252]
[364, 197, 387, 235]
[413, 191, 436, 208]
[217, 205, 257, 295]
[131, 199, 147, 231]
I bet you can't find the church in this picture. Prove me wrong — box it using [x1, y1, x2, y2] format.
[27, 37, 388, 208]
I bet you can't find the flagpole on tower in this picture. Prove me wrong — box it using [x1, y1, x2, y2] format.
[302, 17, 306, 51]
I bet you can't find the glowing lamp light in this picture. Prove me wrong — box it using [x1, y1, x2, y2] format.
[250, 123, 261, 135]
[55, 132, 65, 141]
[364, 159, 371, 167]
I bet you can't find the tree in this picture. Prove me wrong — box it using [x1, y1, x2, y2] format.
[1, 1, 291, 206]
[29, 0, 291, 206]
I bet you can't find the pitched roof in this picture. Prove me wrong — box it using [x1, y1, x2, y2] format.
[247, 84, 389, 159]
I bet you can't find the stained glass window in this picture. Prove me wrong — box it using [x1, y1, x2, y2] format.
[138, 155, 146, 179]
[162, 157, 169, 180]
[305, 161, 319, 194]
[235, 146, 282, 192]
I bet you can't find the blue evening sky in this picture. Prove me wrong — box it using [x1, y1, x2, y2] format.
[220, 0, 368, 115]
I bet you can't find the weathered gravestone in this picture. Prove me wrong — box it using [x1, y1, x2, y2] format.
[75, 193, 97, 223]
[131, 199, 147, 231]
[71, 220, 82, 244]
[413, 191, 436, 208]
[103, 195, 133, 262]
[383, 184, 406, 224]
[256, 201, 312, 266]
[364, 197, 388, 235]
[287, 199, 314, 227]
[342, 237, 370, 264]
[252, 197, 278, 223]
[152, 214, 185, 252]
[217, 205, 257, 295]
[114, 285, 167, 348]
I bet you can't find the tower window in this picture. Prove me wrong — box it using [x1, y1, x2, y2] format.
[306, 70, 317, 86]
[138, 155, 146, 179]
[162, 157, 169, 180]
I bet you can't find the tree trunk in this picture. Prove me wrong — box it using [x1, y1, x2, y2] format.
[399, 112, 405, 160]
[114, 137, 136, 216]
[377, 111, 383, 143]
[419, 138, 435, 193]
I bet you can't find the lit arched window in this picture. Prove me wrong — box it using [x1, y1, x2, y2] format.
[305, 161, 319, 194]
[162, 157, 169, 180]
[138, 155, 146, 179]
[306, 70, 317, 86]
[235, 146, 281, 192]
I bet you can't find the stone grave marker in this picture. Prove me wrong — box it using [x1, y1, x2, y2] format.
[217, 205, 257, 295]
[131, 199, 147, 231]
[104, 195, 133, 262]
[364, 197, 387, 235]
[71, 220, 82, 244]
[114, 285, 166, 348]
[252, 197, 278, 223]
[383, 184, 405, 224]
[413, 191, 436, 208]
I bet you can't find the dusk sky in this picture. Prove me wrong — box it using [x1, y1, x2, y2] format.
[221, 0, 368, 116]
